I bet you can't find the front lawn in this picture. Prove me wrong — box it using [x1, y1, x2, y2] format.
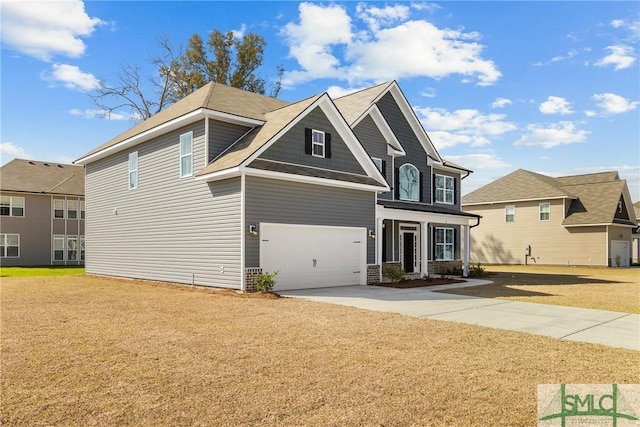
[0, 266, 85, 278]
[440, 265, 640, 313]
[2, 275, 638, 426]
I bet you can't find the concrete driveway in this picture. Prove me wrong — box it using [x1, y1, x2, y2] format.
[280, 280, 640, 351]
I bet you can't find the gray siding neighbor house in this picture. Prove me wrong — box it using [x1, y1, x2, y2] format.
[0, 159, 85, 266]
[75, 81, 480, 291]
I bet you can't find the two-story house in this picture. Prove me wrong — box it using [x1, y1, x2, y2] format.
[462, 169, 637, 267]
[0, 159, 85, 266]
[75, 81, 479, 291]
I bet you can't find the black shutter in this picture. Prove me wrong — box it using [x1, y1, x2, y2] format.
[454, 227, 458, 259]
[304, 128, 312, 155]
[419, 172, 424, 202]
[394, 167, 400, 199]
[325, 133, 332, 158]
[381, 160, 387, 179]
[433, 175, 437, 203]
[453, 178, 458, 205]
[432, 227, 436, 261]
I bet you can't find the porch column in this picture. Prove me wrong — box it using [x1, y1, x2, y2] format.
[376, 217, 384, 281]
[421, 221, 429, 277]
[463, 224, 470, 277]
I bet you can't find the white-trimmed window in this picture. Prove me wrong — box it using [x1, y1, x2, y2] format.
[435, 227, 454, 261]
[53, 199, 65, 218]
[53, 235, 65, 261]
[505, 205, 515, 223]
[312, 130, 325, 158]
[1, 196, 24, 217]
[129, 151, 138, 189]
[435, 174, 454, 204]
[80, 201, 86, 220]
[399, 163, 420, 201]
[0, 234, 19, 258]
[67, 200, 78, 219]
[180, 132, 193, 177]
[539, 202, 550, 221]
[67, 235, 78, 261]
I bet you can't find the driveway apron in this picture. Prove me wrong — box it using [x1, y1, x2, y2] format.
[280, 281, 640, 351]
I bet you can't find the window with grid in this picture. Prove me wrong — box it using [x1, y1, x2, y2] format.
[129, 151, 138, 189]
[0, 234, 19, 257]
[435, 174, 454, 204]
[180, 132, 193, 177]
[435, 227, 454, 261]
[1, 196, 24, 217]
[505, 205, 515, 222]
[539, 203, 550, 221]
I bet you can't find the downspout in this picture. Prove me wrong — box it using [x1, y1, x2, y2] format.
[464, 216, 481, 277]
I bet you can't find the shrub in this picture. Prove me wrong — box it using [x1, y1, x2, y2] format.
[469, 263, 486, 278]
[382, 265, 405, 283]
[255, 271, 279, 293]
[615, 254, 621, 268]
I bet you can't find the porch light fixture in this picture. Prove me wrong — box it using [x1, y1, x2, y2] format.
[249, 224, 258, 236]
[368, 229, 376, 239]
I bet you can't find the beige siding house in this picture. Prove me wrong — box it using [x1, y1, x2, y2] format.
[462, 169, 637, 267]
[0, 159, 85, 266]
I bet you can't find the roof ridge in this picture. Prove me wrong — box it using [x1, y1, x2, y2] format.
[46, 173, 78, 193]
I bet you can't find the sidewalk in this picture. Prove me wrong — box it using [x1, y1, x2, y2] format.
[280, 281, 640, 351]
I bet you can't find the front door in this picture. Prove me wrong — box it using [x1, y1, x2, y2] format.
[399, 224, 420, 273]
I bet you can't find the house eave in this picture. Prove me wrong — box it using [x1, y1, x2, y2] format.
[376, 204, 479, 226]
[563, 222, 638, 228]
[75, 109, 265, 166]
[462, 195, 575, 206]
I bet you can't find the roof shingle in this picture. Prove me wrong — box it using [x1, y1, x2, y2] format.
[1, 159, 84, 196]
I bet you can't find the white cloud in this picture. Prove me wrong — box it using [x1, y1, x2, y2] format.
[417, 107, 516, 149]
[514, 121, 589, 148]
[281, 2, 501, 87]
[70, 108, 131, 120]
[584, 110, 597, 117]
[43, 64, 100, 91]
[539, 96, 574, 115]
[1, 0, 104, 61]
[444, 153, 510, 170]
[592, 93, 639, 114]
[551, 49, 578, 63]
[0, 142, 33, 164]
[326, 85, 367, 98]
[421, 87, 437, 98]
[232, 24, 247, 39]
[491, 97, 512, 109]
[595, 45, 636, 70]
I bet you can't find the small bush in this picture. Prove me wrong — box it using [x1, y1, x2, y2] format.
[469, 263, 486, 278]
[615, 254, 621, 267]
[255, 271, 279, 293]
[382, 265, 405, 283]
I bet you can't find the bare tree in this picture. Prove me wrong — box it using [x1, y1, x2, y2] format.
[91, 32, 283, 122]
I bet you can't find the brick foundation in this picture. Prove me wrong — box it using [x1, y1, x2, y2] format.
[428, 260, 463, 276]
[244, 267, 262, 292]
[366, 264, 381, 285]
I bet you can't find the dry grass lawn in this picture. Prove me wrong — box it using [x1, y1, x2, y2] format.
[2, 275, 639, 426]
[440, 265, 640, 313]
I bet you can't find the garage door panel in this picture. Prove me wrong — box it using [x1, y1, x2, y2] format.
[260, 223, 366, 291]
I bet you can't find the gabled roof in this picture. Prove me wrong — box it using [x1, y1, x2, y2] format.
[462, 169, 571, 204]
[634, 201, 640, 220]
[333, 82, 393, 125]
[0, 159, 84, 196]
[196, 94, 323, 175]
[462, 168, 637, 227]
[77, 82, 289, 163]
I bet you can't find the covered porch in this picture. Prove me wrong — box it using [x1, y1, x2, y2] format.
[374, 201, 481, 280]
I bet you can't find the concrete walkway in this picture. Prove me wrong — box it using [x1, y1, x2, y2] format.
[280, 280, 640, 351]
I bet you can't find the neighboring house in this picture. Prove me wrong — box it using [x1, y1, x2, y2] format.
[75, 81, 479, 291]
[633, 201, 640, 264]
[462, 169, 637, 267]
[0, 159, 85, 266]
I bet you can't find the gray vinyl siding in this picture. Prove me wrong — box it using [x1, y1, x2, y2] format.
[244, 176, 376, 267]
[352, 115, 392, 200]
[0, 193, 49, 266]
[208, 119, 252, 162]
[377, 92, 431, 204]
[85, 120, 243, 288]
[259, 107, 365, 175]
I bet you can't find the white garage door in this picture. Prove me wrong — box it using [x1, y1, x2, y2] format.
[611, 241, 630, 267]
[260, 223, 366, 291]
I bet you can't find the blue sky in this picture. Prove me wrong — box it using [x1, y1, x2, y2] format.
[2, 1, 639, 200]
